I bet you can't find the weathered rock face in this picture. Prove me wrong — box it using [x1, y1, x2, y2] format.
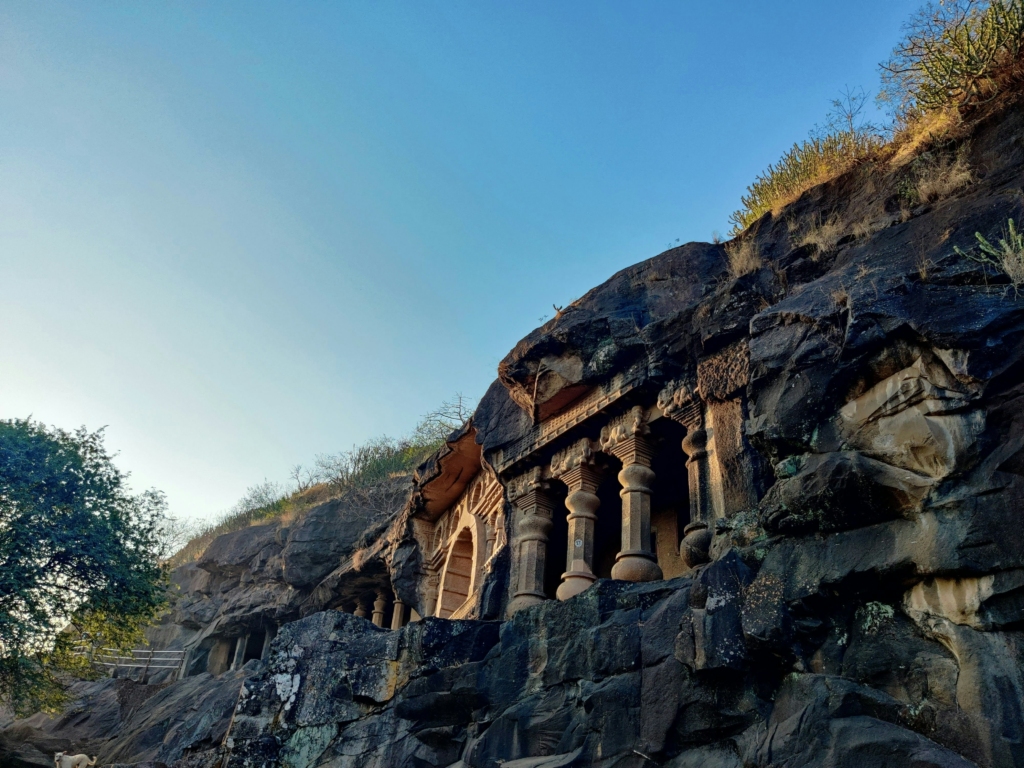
[7, 96, 1024, 768]
[0, 669, 248, 768]
[218, 99, 1024, 766]
[221, 575, 981, 768]
[149, 481, 408, 675]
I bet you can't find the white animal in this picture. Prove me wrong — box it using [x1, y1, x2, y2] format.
[53, 752, 97, 768]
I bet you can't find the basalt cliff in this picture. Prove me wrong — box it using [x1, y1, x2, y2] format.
[4, 98, 1024, 768]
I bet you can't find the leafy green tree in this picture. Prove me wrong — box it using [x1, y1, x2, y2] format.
[0, 419, 167, 715]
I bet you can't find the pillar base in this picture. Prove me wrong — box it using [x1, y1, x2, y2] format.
[611, 551, 663, 582]
[556, 569, 597, 601]
[681, 522, 713, 569]
[506, 591, 546, 618]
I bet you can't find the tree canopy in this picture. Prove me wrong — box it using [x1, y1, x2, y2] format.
[0, 419, 167, 715]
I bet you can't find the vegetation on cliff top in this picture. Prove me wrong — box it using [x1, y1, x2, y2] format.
[729, 0, 1024, 236]
[0, 419, 169, 715]
[167, 394, 476, 567]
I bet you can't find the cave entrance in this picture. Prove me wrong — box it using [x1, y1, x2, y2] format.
[593, 453, 624, 580]
[649, 417, 690, 579]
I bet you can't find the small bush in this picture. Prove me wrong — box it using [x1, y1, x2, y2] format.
[729, 89, 884, 235]
[728, 1, 1024, 237]
[725, 238, 763, 278]
[799, 214, 846, 257]
[851, 218, 881, 239]
[916, 149, 974, 201]
[955, 217, 1024, 293]
[889, 107, 962, 166]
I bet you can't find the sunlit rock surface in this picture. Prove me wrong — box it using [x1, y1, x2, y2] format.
[6, 98, 1024, 768]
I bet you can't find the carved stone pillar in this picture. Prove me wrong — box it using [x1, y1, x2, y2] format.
[600, 406, 663, 582]
[260, 624, 277, 660]
[354, 601, 368, 619]
[485, 515, 498, 562]
[391, 598, 405, 630]
[550, 438, 601, 601]
[659, 381, 714, 568]
[697, 340, 757, 519]
[425, 572, 439, 617]
[231, 634, 248, 670]
[506, 467, 554, 618]
[372, 592, 387, 627]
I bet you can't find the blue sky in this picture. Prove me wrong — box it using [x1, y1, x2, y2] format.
[0, 1, 916, 520]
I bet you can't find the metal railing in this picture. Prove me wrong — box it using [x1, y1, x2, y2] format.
[73, 645, 187, 681]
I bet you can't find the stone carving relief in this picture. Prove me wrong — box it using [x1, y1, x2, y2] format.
[837, 354, 984, 481]
[412, 472, 505, 620]
[696, 340, 750, 402]
[550, 437, 595, 477]
[657, 379, 702, 428]
[599, 405, 651, 456]
[762, 350, 985, 534]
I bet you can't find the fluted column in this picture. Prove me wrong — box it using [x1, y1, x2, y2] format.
[600, 406, 662, 582]
[658, 381, 713, 568]
[506, 467, 554, 618]
[372, 592, 387, 627]
[550, 438, 600, 601]
[391, 598, 406, 630]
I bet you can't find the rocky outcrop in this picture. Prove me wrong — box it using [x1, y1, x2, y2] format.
[0, 670, 247, 768]
[149, 480, 410, 677]
[221, 574, 984, 768]
[6, 90, 1024, 768]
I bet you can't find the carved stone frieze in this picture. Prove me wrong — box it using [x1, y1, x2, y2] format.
[507, 465, 546, 504]
[550, 438, 595, 478]
[599, 405, 651, 458]
[697, 340, 750, 401]
[657, 380, 703, 428]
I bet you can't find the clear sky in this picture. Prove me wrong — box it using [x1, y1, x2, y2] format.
[0, 1, 917, 521]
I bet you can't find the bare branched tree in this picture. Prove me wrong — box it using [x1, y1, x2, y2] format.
[412, 393, 477, 445]
[290, 463, 319, 492]
[818, 85, 881, 143]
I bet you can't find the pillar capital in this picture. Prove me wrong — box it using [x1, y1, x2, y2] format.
[599, 405, 655, 466]
[657, 380, 703, 429]
[550, 438, 600, 492]
[507, 465, 552, 512]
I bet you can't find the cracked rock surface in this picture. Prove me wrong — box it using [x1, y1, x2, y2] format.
[6, 92, 1024, 768]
